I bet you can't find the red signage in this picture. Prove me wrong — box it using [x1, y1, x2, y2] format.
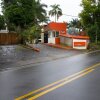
[74, 42, 86, 47]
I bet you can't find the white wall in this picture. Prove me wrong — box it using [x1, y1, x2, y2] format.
[60, 36, 73, 46]
[48, 31, 55, 44]
[48, 38, 55, 44]
[41, 33, 44, 43]
[0, 30, 9, 33]
[73, 39, 87, 49]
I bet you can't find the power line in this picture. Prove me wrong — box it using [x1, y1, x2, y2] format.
[63, 14, 78, 18]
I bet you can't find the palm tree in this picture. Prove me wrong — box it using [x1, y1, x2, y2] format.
[49, 4, 62, 22]
[68, 19, 82, 29]
[32, 0, 48, 24]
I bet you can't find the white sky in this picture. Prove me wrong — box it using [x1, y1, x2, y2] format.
[0, 0, 82, 22]
[41, 0, 82, 22]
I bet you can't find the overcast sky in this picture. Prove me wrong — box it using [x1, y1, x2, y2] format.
[41, 0, 82, 22]
[0, 0, 82, 22]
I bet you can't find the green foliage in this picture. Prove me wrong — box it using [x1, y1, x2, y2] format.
[21, 25, 41, 43]
[2, 0, 47, 33]
[68, 19, 83, 29]
[86, 24, 96, 42]
[88, 42, 100, 50]
[79, 0, 100, 43]
[49, 4, 62, 22]
[0, 15, 5, 29]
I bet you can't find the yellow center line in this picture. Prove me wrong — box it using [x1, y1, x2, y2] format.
[28, 69, 94, 100]
[15, 62, 100, 100]
[15, 68, 91, 100]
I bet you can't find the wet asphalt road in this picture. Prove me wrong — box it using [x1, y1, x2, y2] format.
[0, 44, 85, 71]
[0, 50, 100, 100]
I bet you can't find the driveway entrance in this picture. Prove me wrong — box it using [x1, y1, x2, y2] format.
[0, 44, 85, 71]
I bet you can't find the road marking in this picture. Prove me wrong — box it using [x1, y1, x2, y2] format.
[1, 50, 100, 74]
[28, 69, 94, 100]
[15, 62, 100, 100]
[15, 68, 93, 100]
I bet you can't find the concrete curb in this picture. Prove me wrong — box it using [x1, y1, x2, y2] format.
[20, 44, 40, 52]
[44, 43, 72, 50]
[27, 44, 40, 52]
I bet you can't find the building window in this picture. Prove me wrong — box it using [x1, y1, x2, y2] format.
[52, 31, 59, 37]
[56, 31, 59, 37]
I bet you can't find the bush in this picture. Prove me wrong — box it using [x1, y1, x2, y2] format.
[21, 25, 41, 44]
[88, 42, 100, 50]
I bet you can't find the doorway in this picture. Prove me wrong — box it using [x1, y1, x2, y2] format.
[44, 32, 48, 43]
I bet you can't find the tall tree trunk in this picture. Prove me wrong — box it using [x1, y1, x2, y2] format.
[55, 14, 56, 22]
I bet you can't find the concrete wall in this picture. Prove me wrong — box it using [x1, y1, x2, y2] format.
[48, 38, 55, 44]
[73, 39, 88, 49]
[60, 36, 73, 46]
[0, 30, 8, 33]
[41, 33, 44, 43]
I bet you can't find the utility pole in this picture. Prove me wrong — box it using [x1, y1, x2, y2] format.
[95, 0, 98, 44]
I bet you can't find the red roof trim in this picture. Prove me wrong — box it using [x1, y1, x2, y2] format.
[59, 34, 89, 39]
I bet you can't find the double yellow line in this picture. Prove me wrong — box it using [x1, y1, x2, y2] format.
[15, 63, 100, 100]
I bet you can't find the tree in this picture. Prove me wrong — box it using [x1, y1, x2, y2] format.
[68, 19, 82, 29]
[1, 0, 47, 33]
[49, 4, 62, 22]
[1, 0, 48, 44]
[0, 15, 5, 30]
[79, 0, 100, 43]
[32, 0, 48, 23]
[21, 25, 41, 44]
